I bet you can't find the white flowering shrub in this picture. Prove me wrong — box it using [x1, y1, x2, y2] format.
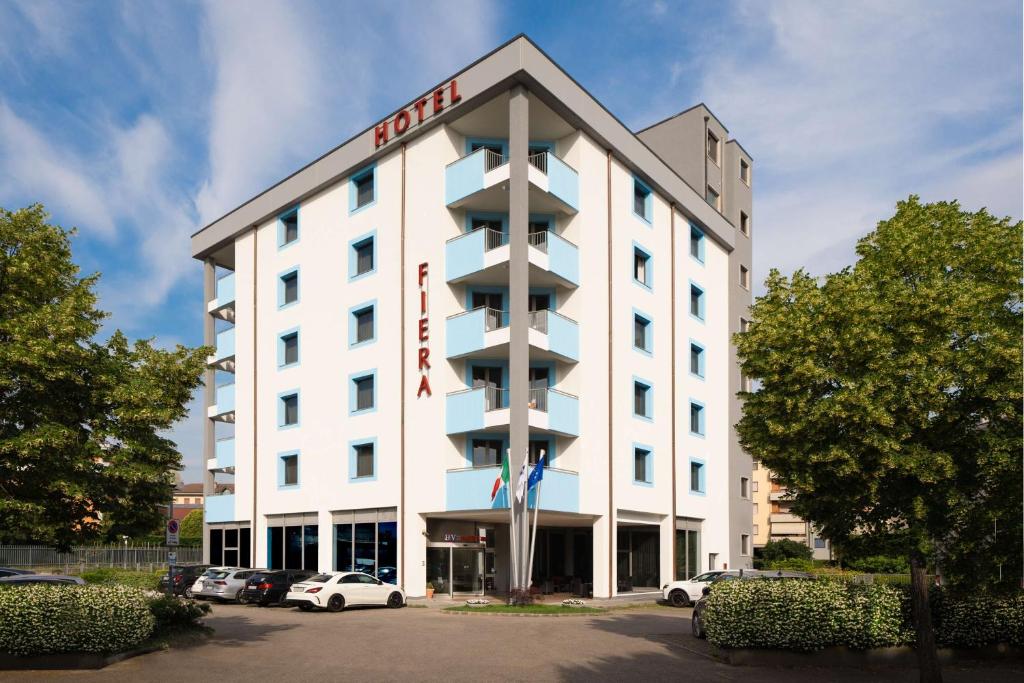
[561, 599, 586, 607]
[0, 584, 155, 656]
[934, 591, 1024, 648]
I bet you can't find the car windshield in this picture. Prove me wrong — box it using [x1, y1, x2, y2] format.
[306, 574, 335, 583]
[691, 572, 722, 582]
[208, 571, 230, 579]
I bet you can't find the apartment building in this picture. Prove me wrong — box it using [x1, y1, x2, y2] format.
[751, 463, 831, 561]
[192, 35, 754, 597]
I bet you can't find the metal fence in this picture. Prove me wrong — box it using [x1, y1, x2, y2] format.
[0, 544, 202, 572]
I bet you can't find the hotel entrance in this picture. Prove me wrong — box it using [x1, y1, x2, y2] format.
[426, 545, 486, 596]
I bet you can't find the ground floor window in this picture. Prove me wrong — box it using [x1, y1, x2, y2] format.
[267, 522, 318, 571]
[208, 526, 251, 568]
[333, 520, 398, 583]
[617, 526, 660, 591]
[675, 519, 702, 580]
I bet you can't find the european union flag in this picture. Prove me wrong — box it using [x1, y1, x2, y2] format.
[527, 453, 545, 490]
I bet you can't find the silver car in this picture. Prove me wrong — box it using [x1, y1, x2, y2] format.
[193, 568, 265, 603]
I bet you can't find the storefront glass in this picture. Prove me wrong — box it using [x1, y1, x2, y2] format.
[452, 548, 484, 594]
[426, 547, 450, 595]
[377, 521, 397, 583]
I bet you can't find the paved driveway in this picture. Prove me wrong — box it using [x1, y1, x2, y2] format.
[4, 603, 1020, 682]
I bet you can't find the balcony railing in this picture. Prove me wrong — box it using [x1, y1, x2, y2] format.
[528, 309, 579, 361]
[445, 227, 510, 282]
[483, 149, 507, 171]
[527, 230, 548, 252]
[527, 230, 579, 286]
[527, 151, 579, 211]
[445, 147, 510, 206]
[527, 152, 548, 174]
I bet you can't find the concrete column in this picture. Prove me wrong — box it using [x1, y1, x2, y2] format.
[508, 85, 530, 591]
[201, 258, 216, 564]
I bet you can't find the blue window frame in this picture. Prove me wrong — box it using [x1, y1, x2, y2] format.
[689, 223, 705, 264]
[689, 280, 705, 322]
[278, 451, 300, 489]
[349, 437, 378, 482]
[278, 205, 300, 250]
[349, 370, 377, 415]
[349, 300, 377, 347]
[278, 327, 300, 368]
[632, 376, 653, 421]
[633, 308, 653, 355]
[348, 231, 376, 281]
[465, 137, 509, 158]
[349, 163, 376, 214]
[278, 390, 300, 429]
[278, 267, 299, 309]
[689, 458, 706, 495]
[632, 443, 653, 485]
[689, 339, 705, 379]
[689, 399, 705, 437]
[633, 242, 652, 291]
[632, 176, 653, 224]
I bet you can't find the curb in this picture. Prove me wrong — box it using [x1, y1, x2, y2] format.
[0, 643, 163, 671]
[711, 644, 1024, 669]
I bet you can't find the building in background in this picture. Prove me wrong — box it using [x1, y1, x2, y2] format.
[751, 462, 831, 560]
[191, 35, 754, 597]
[162, 482, 235, 522]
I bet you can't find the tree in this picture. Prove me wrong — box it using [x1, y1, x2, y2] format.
[0, 204, 208, 550]
[735, 197, 1022, 682]
[179, 509, 203, 540]
[761, 538, 813, 563]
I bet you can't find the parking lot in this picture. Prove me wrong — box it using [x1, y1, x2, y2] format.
[4, 601, 1021, 682]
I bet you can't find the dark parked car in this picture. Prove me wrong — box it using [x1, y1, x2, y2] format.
[159, 564, 212, 597]
[241, 570, 316, 606]
[691, 569, 814, 639]
[0, 574, 85, 586]
[0, 568, 35, 579]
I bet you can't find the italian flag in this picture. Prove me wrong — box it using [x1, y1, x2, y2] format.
[490, 457, 510, 501]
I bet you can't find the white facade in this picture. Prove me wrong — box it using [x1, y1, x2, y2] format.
[196, 36, 753, 598]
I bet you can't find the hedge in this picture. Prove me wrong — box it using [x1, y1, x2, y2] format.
[0, 585, 155, 656]
[148, 593, 211, 635]
[704, 580, 1024, 652]
[80, 567, 164, 590]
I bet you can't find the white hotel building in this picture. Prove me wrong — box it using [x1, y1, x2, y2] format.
[194, 35, 754, 598]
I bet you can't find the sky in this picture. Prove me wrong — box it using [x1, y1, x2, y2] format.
[1, 0, 1021, 483]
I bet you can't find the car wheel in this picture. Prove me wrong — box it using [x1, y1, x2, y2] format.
[387, 592, 403, 609]
[327, 594, 345, 613]
[692, 613, 705, 639]
[298, 603, 314, 612]
[184, 587, 194, 599]
[669, 590, 690, 608]
[235, 589, 246, 603]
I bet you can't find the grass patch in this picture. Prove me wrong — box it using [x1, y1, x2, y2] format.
[444, 604, 604, 615]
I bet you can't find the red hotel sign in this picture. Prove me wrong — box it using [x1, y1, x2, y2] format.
[416, 263, 432, 398]
[375, 80, 462, 148]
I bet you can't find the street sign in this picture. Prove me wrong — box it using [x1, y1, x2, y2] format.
[168, 551, 177, 566]
[166, 519, 180, 547]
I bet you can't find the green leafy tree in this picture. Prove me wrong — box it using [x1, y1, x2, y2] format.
[178, 509, 203, 540]
[0, 204, 208, 550]
[735, 197, 1022, 682]
[761, 538, 813, 563]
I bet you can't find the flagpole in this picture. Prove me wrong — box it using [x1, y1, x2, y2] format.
[526, 451, 544, 593]
[505, 450, 517, 596]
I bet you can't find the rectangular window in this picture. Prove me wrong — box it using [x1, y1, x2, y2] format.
[280, 393, 299, 427]
[706, 185, 719, 210]
[633, 380, 652, 419]
[279, 208, 299, 247]
[349, 232, 377, 280]
[740, 159, 750, 185]
[633, 178, 651, 222]
[753, 502, 759, 515]
[740, 211, 750, 236]
[689, 226, 704, 263]
[690, 461, 705, 493]
[355, 239, 374, 275]
[633, 447, 651, 483]
[814, 538, 826, 549]
[689, 400, 705, 436]
[281, 454, 298, 487]
[280, 331, 299, 367]
[689, 283, 705, 321]
[707, 129, 719, 164]
[633, 312, 651, 353]
[350, 165, 376, 211]
[740, 317, 750, 333]
[752, 480, 759, 493]
[689, 342, 704, 378]
[528, 440, 550, 466]
[741, 477, 750, 498]
[741, 534, 751, 555]
[740, 265, 750, 289]
[279, 270, 299, 307]
[753, 524, 759, 536]
[351, 303, 375, 346]
[352, 373, 375, 413]
[633, 246, 651, 288]
[354, 444, 374, 478]
[471, 439, 503, 468]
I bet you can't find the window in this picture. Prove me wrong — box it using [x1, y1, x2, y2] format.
[689, 283, 705, 321]
[740, 318, 750, 333]
[350, 164, 376, 212]
[689, 400, 705, 436]
[472, 439, 503, 468]
[349, 232, 376, 280]
[633, 379, 652, 420]
[741, 534, 751, 555]
[633, 312, 652, 354]
[351, 372, 376, 413]
[752, 480, 759, 493]
[689, 341, 705, 378]
[279, 269, 299, 308]
[279, 207, 299, 248]
[279, 330, 299, 367]
[740, 477, 750, 498]
[814, 538, 826, 549]
[632, 177, 652, 222]
[353, 442, 375, 479]
[279, 392, 299, 428]
[753, 503, 759, 515]
[690, 460, 705, 494]
[350, 302, 376, 346]
[740, 159, 750, 186]
[740, 211, 749, 236]
[633, 245, 652, 289]
[752, 459, 759, 470]
[633, 446, 651, 484]
[706, 185, 719, 210]
[689, 225, 704, 263]
[707, 129, 719, 164]
[528, 440, 550, 466]
[280, 453, 299, 487]
[740, 265, 750, 289]
[753, 524, 759, 535]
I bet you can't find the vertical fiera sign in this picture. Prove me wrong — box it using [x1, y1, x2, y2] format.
[416, 262, 431, 398]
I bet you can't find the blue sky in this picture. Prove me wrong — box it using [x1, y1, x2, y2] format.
[1, 0, 1021, 482]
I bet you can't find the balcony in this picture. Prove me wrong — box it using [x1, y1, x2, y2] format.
[207, 382, 236, 422]
[208, 437, 235, 472]
[444, 149, 579, 215]
[527, 151, 579, 213]
[204, 493, 236, 524]
[527, 310, 579, 362]
[527, 230, 579, 287]
[445, 307, 509, 359]
[445, 227, 509, 284]
[208, 272, 236, 322]
[769, 512, 804, 524]
[207, 327, 236, 372]
[445, 386, 579, 437]
[445, 466, 579, 513]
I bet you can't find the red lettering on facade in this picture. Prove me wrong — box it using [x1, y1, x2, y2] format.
[418, 347, 431, 370]
[373, 80, 461, 149]
[449, 79, 461, 104]
[413, 98, 427, 123]
[418, 262, 429, 286]
[393, 110, 410, 135]
[418, 318, 429, 342]
[432, 88, 444, 114]
[416, 261, 431, 399]
[417, 374, 432, 398]
[420, 290, 427, 315]
[374, 122, 389, 148]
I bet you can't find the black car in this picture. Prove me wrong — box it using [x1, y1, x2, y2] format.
[0, 568, 35, 579]
[241, 570, 316, 606]
[691, 569, 815, 639]
[159, 564, 212, 597]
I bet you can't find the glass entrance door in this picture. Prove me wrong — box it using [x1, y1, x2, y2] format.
[451, 547, 484, 594]
[426, 547, 450, 596]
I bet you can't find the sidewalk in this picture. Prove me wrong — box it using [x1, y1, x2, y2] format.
[408, 590, 665, 610]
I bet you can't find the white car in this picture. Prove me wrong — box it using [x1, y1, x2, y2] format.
[189, 566, 236, 599]
[662, 570, 739, 607]
[285, 572, 406, 612]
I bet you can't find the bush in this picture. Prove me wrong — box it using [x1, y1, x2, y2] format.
[765, 557, 815, 571]
[80, 567, 164, 590]
[845, 555, 909, 573]
[761, 539, 813, 563]
[147, 593, 211, 636]
[0, 585, 154, 656]
[703, 579, 1023, 652]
